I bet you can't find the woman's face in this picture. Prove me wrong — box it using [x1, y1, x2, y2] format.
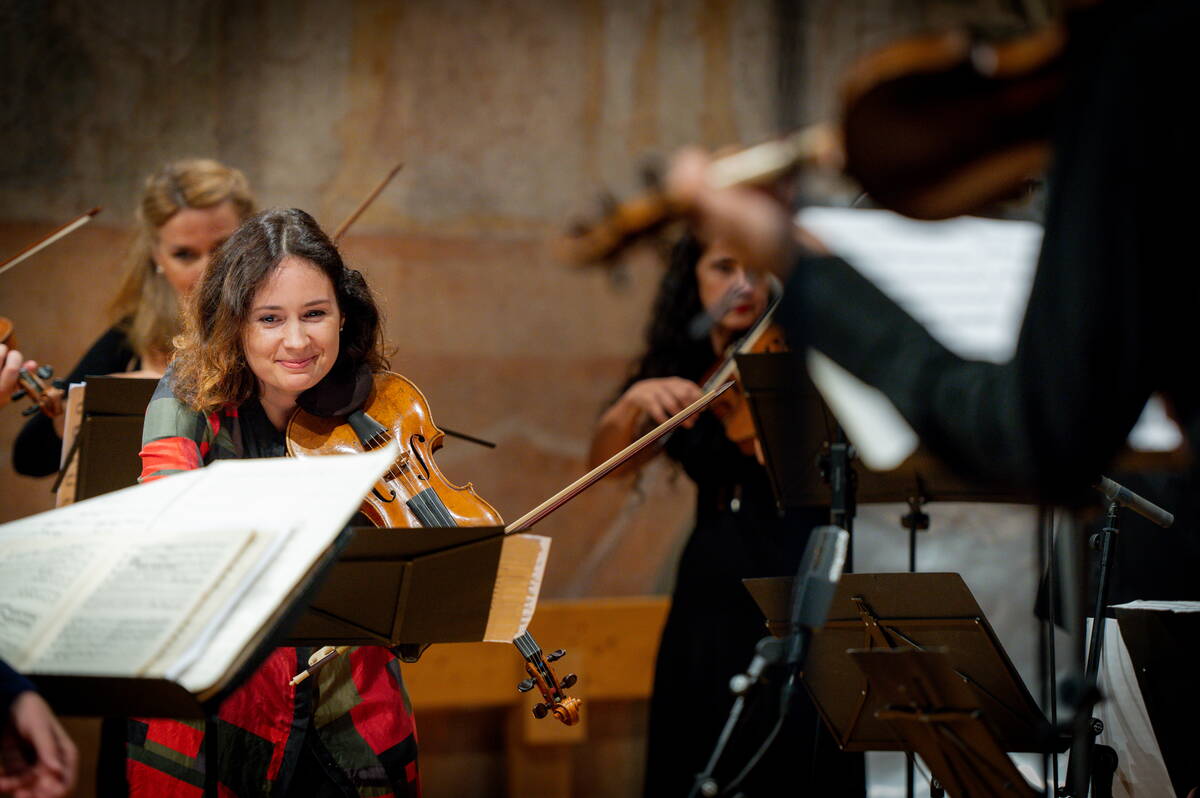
[241, 255, 342, 407]
[153, 201, 241, 297]
[695, 239, 769, 334]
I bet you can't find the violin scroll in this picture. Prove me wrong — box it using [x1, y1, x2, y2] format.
[0, 317, 66, 419]
[514, 632, 582, 726]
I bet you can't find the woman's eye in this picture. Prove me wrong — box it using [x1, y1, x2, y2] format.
[304, 310, 327, 319]
[258, 315, 278, 324]
[172, 249, 198, 262]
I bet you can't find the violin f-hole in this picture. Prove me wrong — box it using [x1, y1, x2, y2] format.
[409, 434, 432, 481]
[372, 485, 398, 503]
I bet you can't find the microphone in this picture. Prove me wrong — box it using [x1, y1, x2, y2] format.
[785, 525, 849, 669]
[1095, 476, 1174, 528]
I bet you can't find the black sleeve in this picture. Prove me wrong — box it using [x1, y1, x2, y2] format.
[784, 2, 1197, 503]
[12, 325, 137, 477]
[0, 659, 36, 716]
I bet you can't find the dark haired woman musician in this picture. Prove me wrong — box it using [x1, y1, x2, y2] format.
[590, 234, 864, 796]
[133, 208, 416, 797]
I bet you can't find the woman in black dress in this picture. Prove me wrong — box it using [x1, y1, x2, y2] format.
[590, 234, 864, 796]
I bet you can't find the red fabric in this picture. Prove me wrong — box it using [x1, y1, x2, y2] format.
[214, 649, 298, 780]
[139, 437, 203, 481]
[127, 760, 202, 798]
[144, 718, 204, 759]
[348, 648, 415, 753]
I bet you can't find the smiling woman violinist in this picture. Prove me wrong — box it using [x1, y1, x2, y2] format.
[589, 233, 864, 797]
[133, 208, 417, 798]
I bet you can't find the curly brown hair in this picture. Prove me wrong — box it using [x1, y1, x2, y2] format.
[171, 208, 388, 413]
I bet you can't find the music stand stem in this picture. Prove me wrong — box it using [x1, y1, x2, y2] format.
[1061, 501, 1120, 798]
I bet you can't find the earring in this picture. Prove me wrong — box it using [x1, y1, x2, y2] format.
[155, 263, 164, 274]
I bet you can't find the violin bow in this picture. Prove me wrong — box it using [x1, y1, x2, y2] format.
[504, 380, 734, 533]
[0, 207, 102, 278]
[331, 163, 404, 244]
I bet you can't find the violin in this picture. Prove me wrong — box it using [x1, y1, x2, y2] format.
[0, 317, 65, 419]
[287, 371, 581, 725]
[560, 24, 1067, 263]
[699, 278, 788, 456]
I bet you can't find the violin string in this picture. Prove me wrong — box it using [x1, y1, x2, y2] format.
[369, 426, 460, 527]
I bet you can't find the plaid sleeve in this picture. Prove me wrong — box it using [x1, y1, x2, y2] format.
[138, 369, 212, 483]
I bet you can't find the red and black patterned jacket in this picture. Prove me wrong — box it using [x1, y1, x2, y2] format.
[134, 374, 419, 797]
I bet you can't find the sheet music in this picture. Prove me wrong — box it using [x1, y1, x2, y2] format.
[174, 445, 399, 694]
[0, 537, 106, 664]
[1110, 600, 1200, 613]
[0, 443, 398, 693]
[24, 531, 253, 676]
[55, 382, 85, 507]
[482, 533, 550, 643]
[1093, 617, 1174, 798]
[797, 207, 1183, 469]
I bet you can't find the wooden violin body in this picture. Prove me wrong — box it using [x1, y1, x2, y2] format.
[705, 321, 788, 456]
[287, 371, 502, 529]
[286, 370, 581, 726]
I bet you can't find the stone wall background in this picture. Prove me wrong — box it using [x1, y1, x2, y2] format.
[0, 1, 1058, 795]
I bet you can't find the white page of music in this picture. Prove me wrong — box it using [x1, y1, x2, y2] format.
[0, 443, 397, 689]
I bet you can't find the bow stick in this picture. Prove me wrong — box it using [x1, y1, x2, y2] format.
[287, 381, 733, 686]
[331, 163, 404, 243]
[0, 208, 102, 278]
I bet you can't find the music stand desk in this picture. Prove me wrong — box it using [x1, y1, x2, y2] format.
[744, 572, 1057, 755]
[851, 648, 1040, 797]
[286, 525, 530, 647]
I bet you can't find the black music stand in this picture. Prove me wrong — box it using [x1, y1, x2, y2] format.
[285, 525, 524, 646]
[850, 648, 1040, 797]
[67, 376, 157, 500]
[743, 573, 1059, 760]
[734, 351, 832, 509]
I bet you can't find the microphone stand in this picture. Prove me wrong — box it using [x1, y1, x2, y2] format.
[1059, 477, 1173, 797]
[688, 527, 849, 798]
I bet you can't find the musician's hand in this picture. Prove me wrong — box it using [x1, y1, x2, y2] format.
[0, 345, 36, 412]
[0, 691, 77, 798]
[620, 377, 704, 427]
[666, 148, 826, 280]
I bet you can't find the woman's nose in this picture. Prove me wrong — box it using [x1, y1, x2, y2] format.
[282, 319, 307, 349]
[730, 269, 754, 295]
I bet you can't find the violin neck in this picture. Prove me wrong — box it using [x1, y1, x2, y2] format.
[706, 125, 838, 190]
[702, 276, 785, 391]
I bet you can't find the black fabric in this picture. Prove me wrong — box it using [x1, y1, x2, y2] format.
[237, 398, 287, 460]
[375, 734, 418, 797]
[644, 413, 865, 797]
[275, 648, 318, 798]
[13, 324, 138, 477]
[297, 356, 373, 418]
[281, 730, 358, 798]
[0, 659, 35, 717]
[784, 0, 1200, 507]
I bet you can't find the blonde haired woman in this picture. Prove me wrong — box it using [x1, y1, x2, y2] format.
[13, 158, 254, 476]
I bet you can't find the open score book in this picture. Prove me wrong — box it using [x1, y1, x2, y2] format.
[0, 443, 549, 706]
